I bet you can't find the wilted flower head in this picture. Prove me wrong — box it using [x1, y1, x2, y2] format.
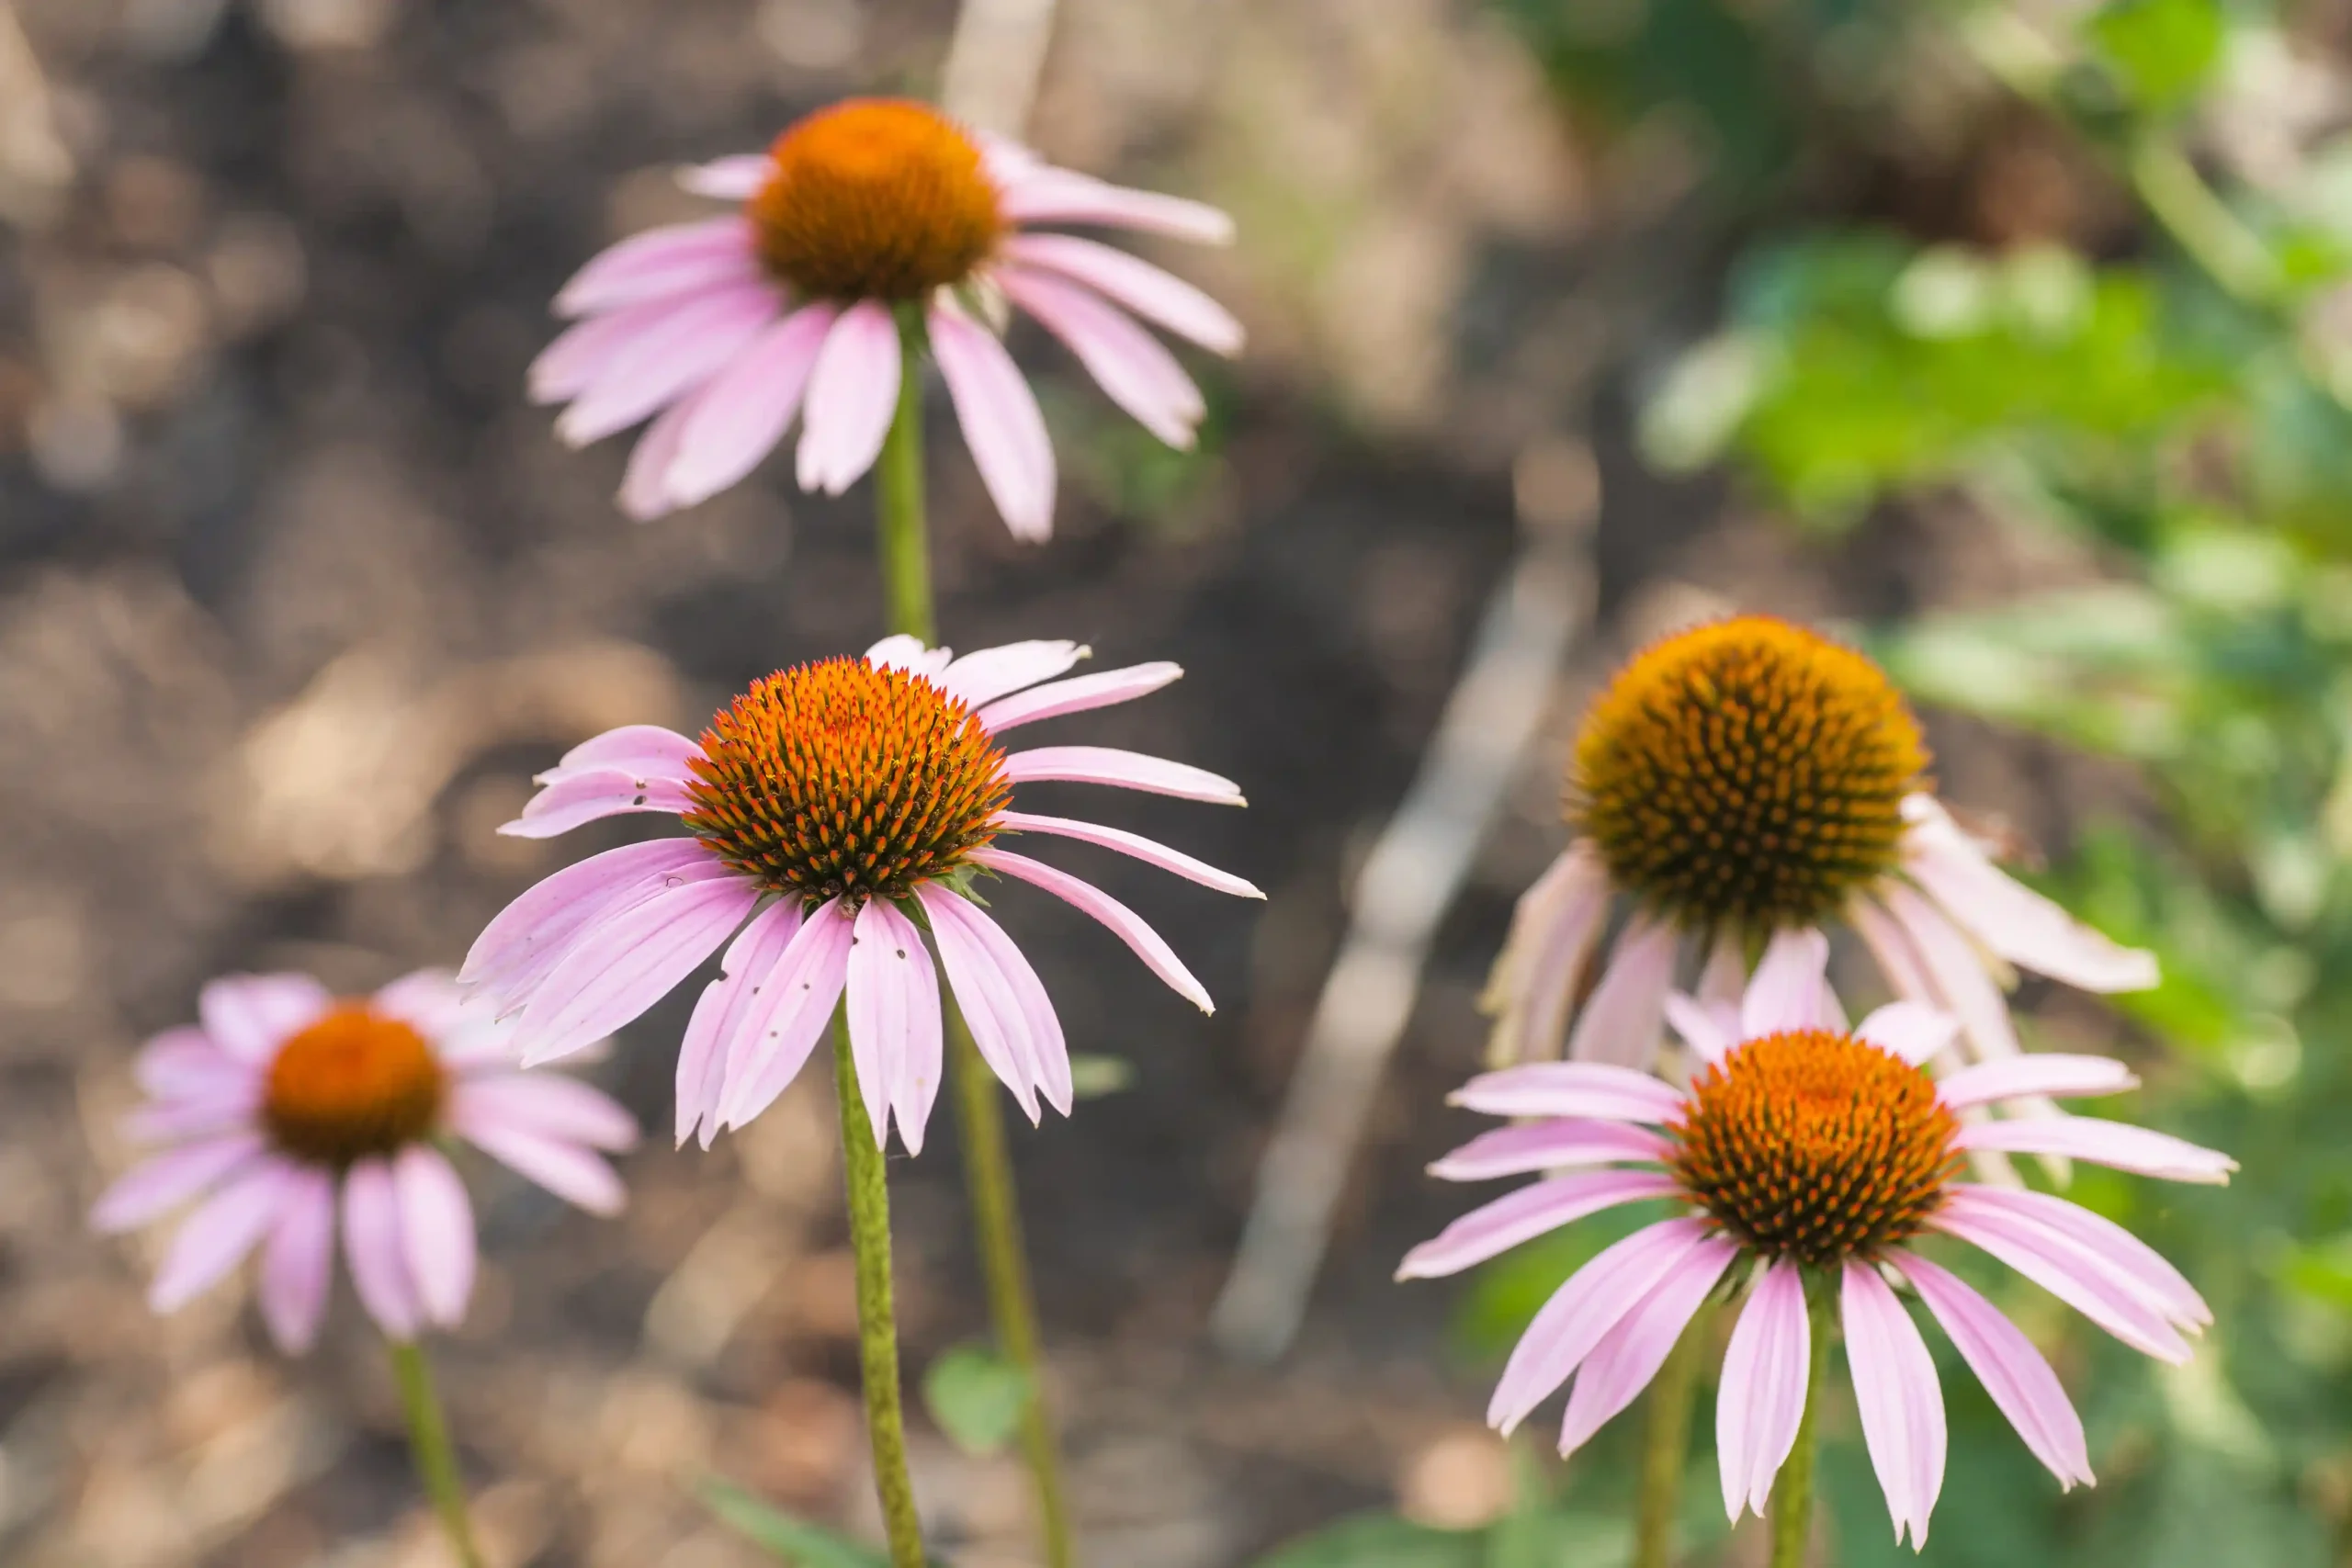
[94, 971, 637, 1351]
[1405, 934, 2230, 1547]
[1486, 615, 2156, 1077]
[465, 636, 1260, 1152]
[534, 96, 1241, 537]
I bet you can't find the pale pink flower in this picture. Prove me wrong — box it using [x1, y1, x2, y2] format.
[533, 96, 1240, 536]
[1404, 932, 2230, 1547]
[1485, 616, 2156, 1081]
[93, 970, 637, 1351]
[465, 636, 1260, 1154]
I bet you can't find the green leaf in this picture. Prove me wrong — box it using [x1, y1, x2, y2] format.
[700, 1477, 895, 1568]
[2086, 0, 2226, 115]
[921, 1342, 1033, 1456]
[1068, 1053, 1137, 1100]
[1253, 1511, 1485, 1568]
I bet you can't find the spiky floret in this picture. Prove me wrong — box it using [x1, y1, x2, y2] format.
[1571, 615, 1928, 931]
[684, 657, 1012, 908]
[749, 97, 1003, 300]
[262, 1005, 447, 1166]
[1670, 1029, 1957, 1266]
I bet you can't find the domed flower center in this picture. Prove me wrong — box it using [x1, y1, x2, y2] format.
[749, 98, 1004, 301]
[263, 1005, 447, 1166]
[1571, 616, 1928, 931]
[684, 657, 1012, 908]
[1670, 1029, 1957, 1265]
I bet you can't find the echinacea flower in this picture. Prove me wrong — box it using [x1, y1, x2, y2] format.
[532, 96, 1241, 536]
[1485, 615, 2157, 1077]
[93, 970, 637, 1351]
[1403, 934, 2230, 1546]
[466, 635, 1259, 1153]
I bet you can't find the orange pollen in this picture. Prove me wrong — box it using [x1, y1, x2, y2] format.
[262, 1005, 447, 1167]
[749, 97, 1003, 300]
[1571, 615, 1928, 931]
[683, 657, 1012, 908]
[1669, 1029, 1957, 1266]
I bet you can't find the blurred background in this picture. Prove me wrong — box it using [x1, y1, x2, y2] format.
[5, 0, 2352, 1563]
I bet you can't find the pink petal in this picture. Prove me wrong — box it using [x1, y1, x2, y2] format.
[499, 767, 698, 839]
[1002, 744, 1242, 806]
[1566, 913, 1678, 1067]
[618, 386, 711, 522]
[676, 154, 770, 200]
[930, 302, 1057, 541]
[1944, 1186, 2211, 1327]
[1559, 1233, 1740, 1457]
[342, 1158, 421, 1339]
[1850, 892, 1938, 1010]
[457, 1119, 626, 1214]
[668, 303, 839, 507]
[1718, 1259, 1812, 1522]
[133, 1026, 251, 1099]
[543, 724, 706, 784]
[1001, 232, 1243, 353]
[1881, 884, 2020, 1066]
[454, 1073, 639, 1153]
[553, 216, 760, 317]
[1902, 796, 2158, 993]
[1427, 1119, 1673, 1181]
[1484, 844, 1611, 1066]
[1954, 1117, 2235, 1184]
[1902, 1254, 2094, 1488]
[150, 1159, 297, 1313]
[123, 1088, 260, 1144]
[715, 898, 858, 1131]
[1488, 1216, 1717, 1434]
[460, 838, 719, 996]
[1740, 929, 1832, 1037]
[1698, 929, 1747, 1019]
[1396, 1169, 1679, 1280]
[673, 901, 806, 1147]
[846, 897, 944, 1156]
[393, 1145, 477, 1327]
[93, 1134, 266, 1232]
[939, 640, 1091, 709]
[257, 1166, 336, 1355]
[995, 810, 1261, 898]
[796, 299, 902, 496]
[508, 872, 761, 1066]
[1842, 1262, 1947, 1547]
[1939, 1055, 2140, 1111]
[368, 969, 472, 1043]
[1853, 1001, 1959, 1066]
[198, 974, 333, 1064]
[1664, 991, 1734, 1065]
[999, 265, 1204, 448]
[531, 304, 668, 404]
[919, 885, 1071, 1117]
[978, 661, 1183, 731]
[558, 281, 781, 446]
[865, 635, 953, 677]
[1448, 1061, 1686, 1123]
[1930, 1194, 2193, 1361]
[969, 848, 1212, 1012]
[1001, 172, 1235, 244]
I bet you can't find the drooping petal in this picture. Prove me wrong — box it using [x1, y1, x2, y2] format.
[939, 641, 1090, 708]
[392, 1145, 478, 1328]
[676, 154, 771, 201]
[970, 848, 1213, 1013]
[457, 1120, 626, 1214]
[977, 662, 1183, 731]
[846, 897, 944, 1155]
[1718, 1259, 1812, 1522]
[558, 282, 780, 447]
[1427, 1119, 1673, 1182]
[368, 969, 474, 1044]
[1879, 885, 2019, 1066]
[796, 299, 902, 496]
[1954, 1118, 2236, 1184]
[919, 885, 1071, 1116]
[1559, 1234, 1740, 1458]
[999, 265, 1205, 448]
[1448, 1061, 1686, 1123]
[1567, 914, 1679, 1067]
[454, 1073, 639, 1154]
[1902, 795, 2158, 993]
[618, 386, 713, 522]
[673, 901, 805, 1147]
[1850, 893, 1938, 1010]
[509, 872, 761, 1066]
[553, 216, 760, 317]
[459, 838, 718, 995]
[1944, 1186, 2211, 1327]
[1741, 930, 1833, 1037]
[1939, 1055, 2140, 1112]
[1000, 232, 1243, 353]
[342, 1157, 421, 1339]
[123, 1088, 261, 1145]
[532, 303, 673, 404]
[148, 1159, 297, 1312]
[1002, 744, 1242, 806]
[499, 767, 698, 839]
[1842, 1263, 1947, 1548]
[1488, 1216, 1717, 1435]
[1664, 992, 1734, 1066]
[198, 974, 333, 1063]
[1902, 1254, 2094, 1488]
[1853, 1002, 1959, 1066]
[1482, 844, 1611, 1066]
[920, 886, 1039, 1121]
[1930, 1194, 2193, 1361]
[1000, 170, 1236, 244]
[994, 811, 1262, 898]
[715, 898, 858, 1131]
[930, 302, 1057, 541]
[134, 1026, 252, 1099]
[92, 1134, 265, 1232]
[1396, 1170, 1679, 1280]
[256, 1166, 336, 1356]
[667, 303, 840, 507]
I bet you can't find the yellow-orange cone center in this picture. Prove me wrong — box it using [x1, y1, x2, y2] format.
[262, 1005, 447, 1166]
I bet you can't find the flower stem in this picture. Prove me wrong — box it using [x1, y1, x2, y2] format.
[876, 311, 1076, 1568]
[835, 1013, 929, 1568]
[387, 1338, 484, 1568]
[1768, 1282, 1837, 1568]
[1632, 1303, 1711, 1568]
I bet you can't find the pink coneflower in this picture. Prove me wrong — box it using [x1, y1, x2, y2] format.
[532, 96, 1241, 536]
[1402, 932, 2230, 1546]
[93, 970, 637, 1351]
[466, 635, 1259, 1153]
[1485, 615, 2157, 1077]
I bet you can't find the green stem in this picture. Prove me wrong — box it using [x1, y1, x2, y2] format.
[875, 311, 1076, 1568]
[387, 1338, 484, 1568]
[836, 1015, 928, 1568]
[2127, 135, 2282, 308]
[1768, 1282, 1837, 1568]
[1632, 1303, 1712, 1568]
